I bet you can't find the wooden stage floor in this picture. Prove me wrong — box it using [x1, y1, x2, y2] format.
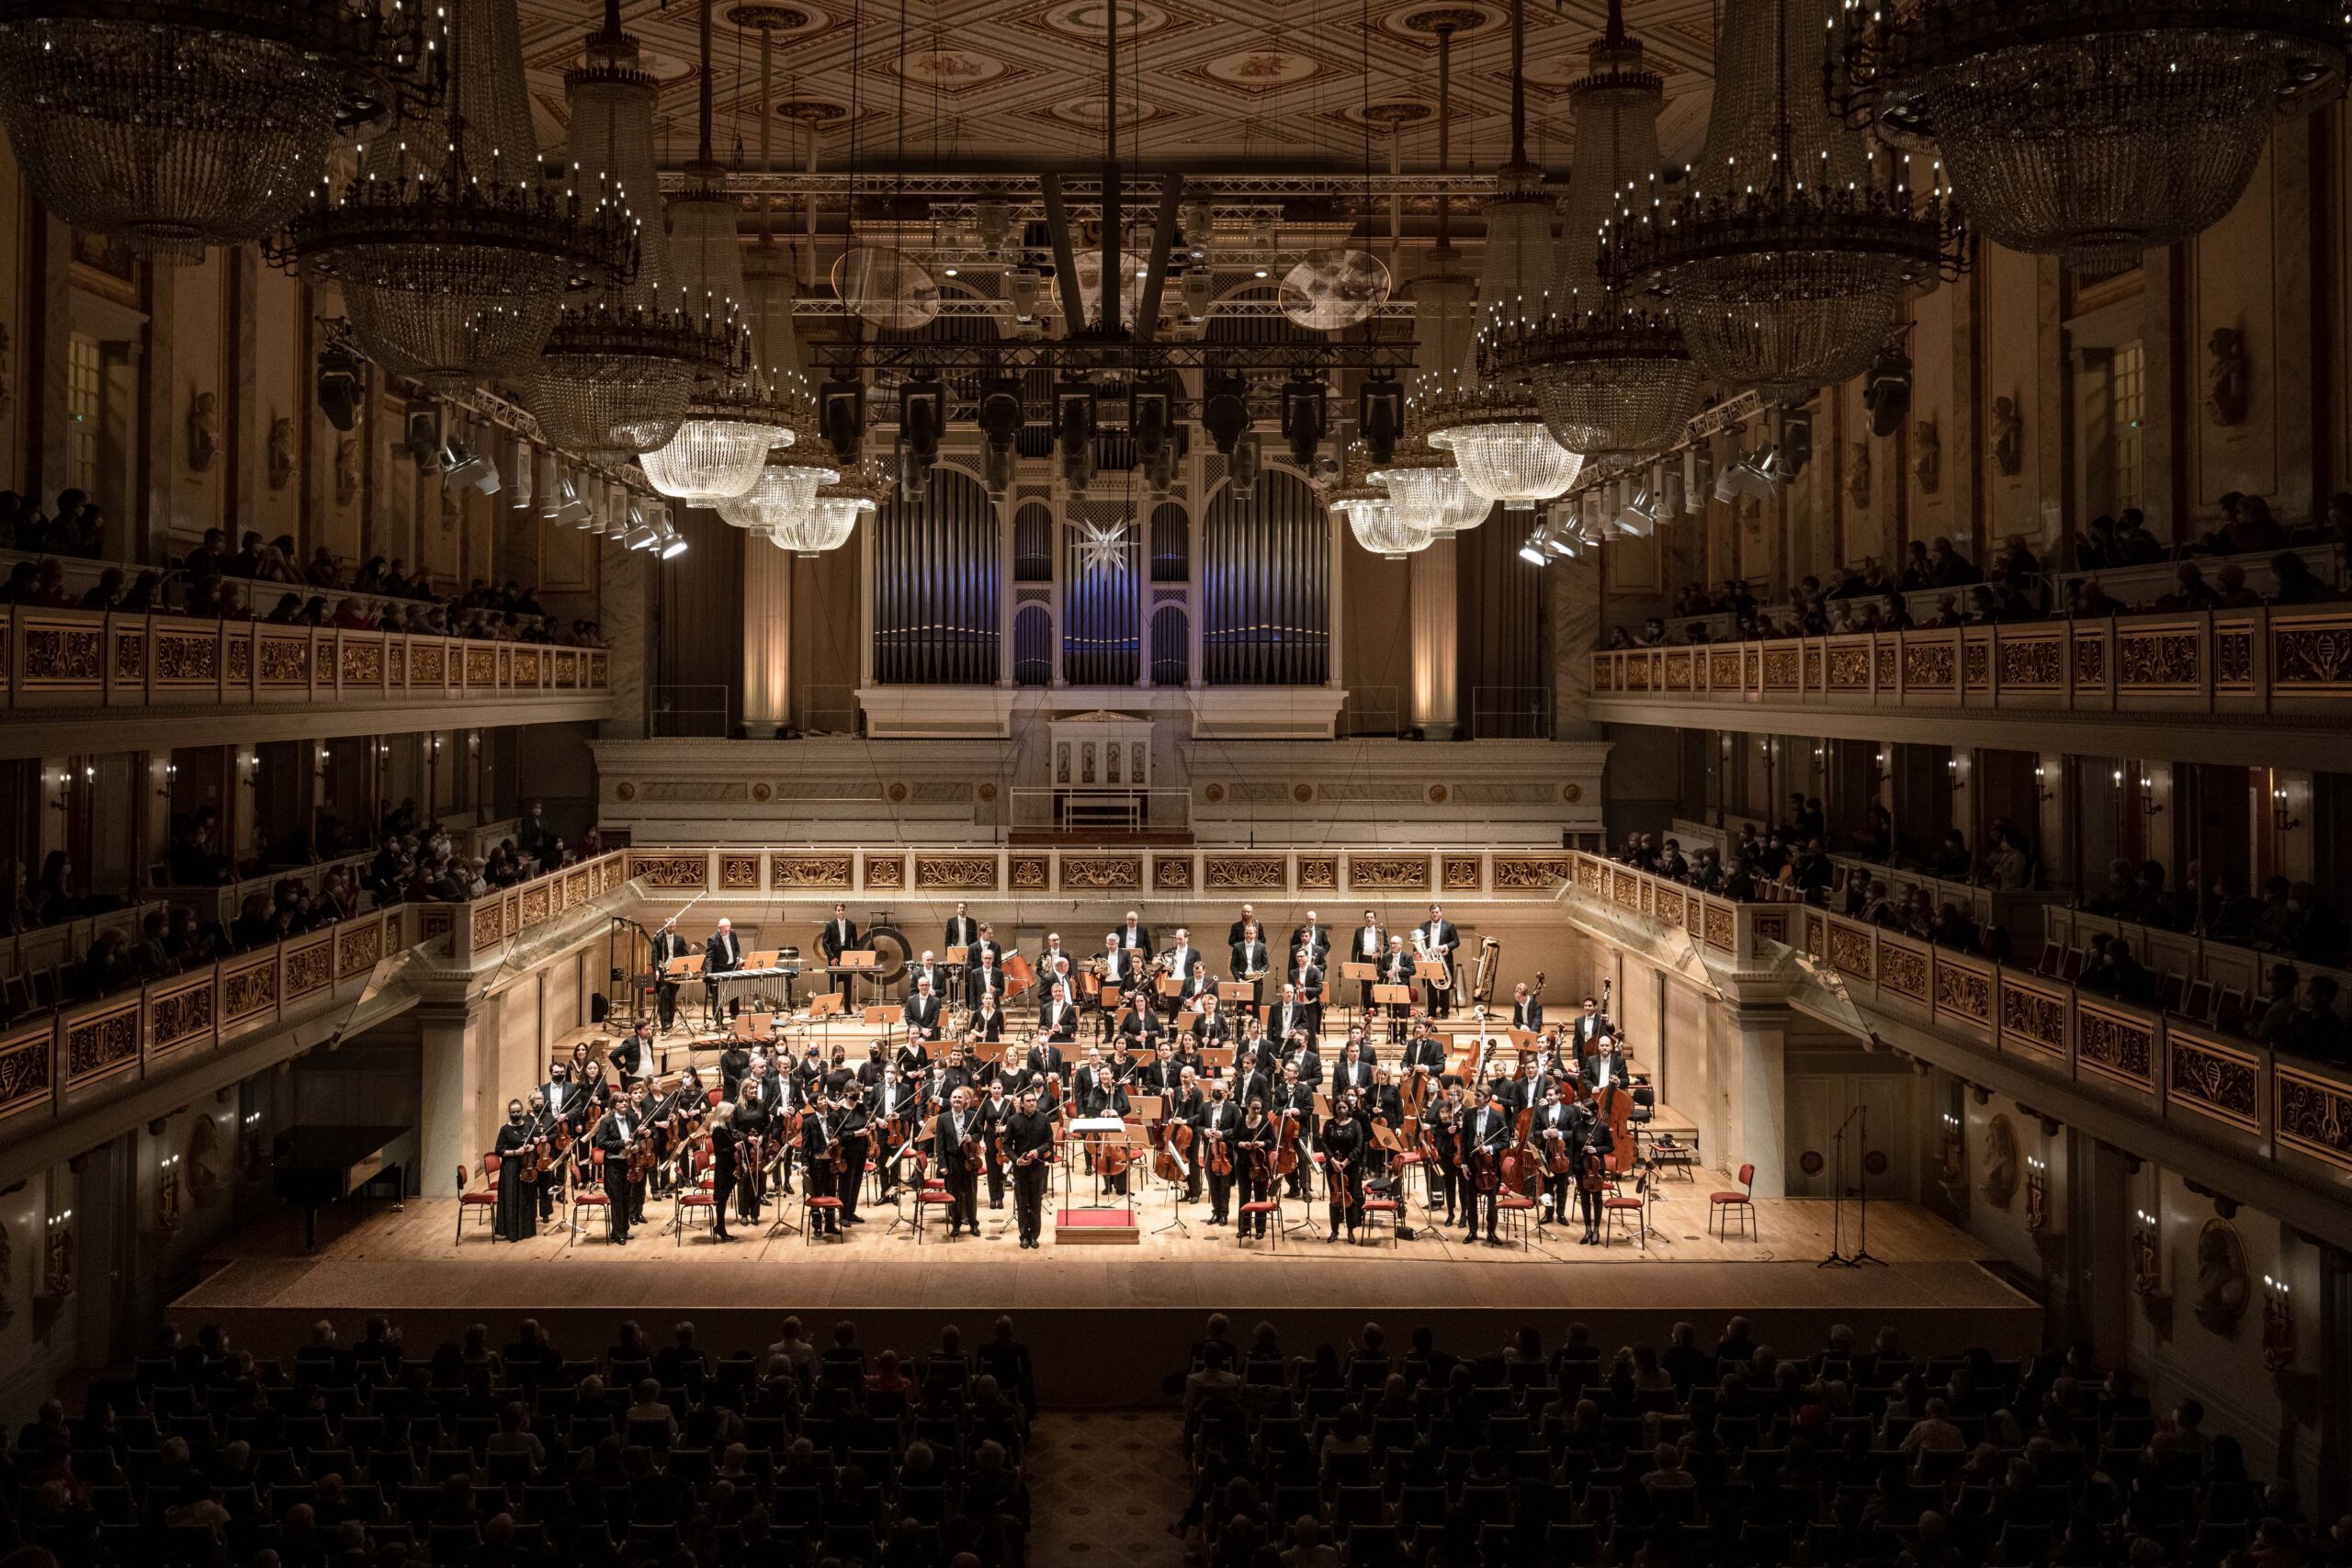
[177, 1167, 2038, 1404]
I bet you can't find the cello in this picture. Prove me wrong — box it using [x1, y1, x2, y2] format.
[1593, 1084, 1637, 1174]
[1152, 1120, 1193, 1187]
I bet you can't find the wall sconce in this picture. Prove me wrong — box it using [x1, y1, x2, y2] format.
[2139, 776, 2164, 817]
[2261, 1274, 2295, 1371]
[42, 1207, 74, 1297]
[2132, 1208, 2163, 1296]
[2033, 762, 2055, 804]
[2271, 787, 2302, 834]
[47, 770, 69, 812]
[1936, 1111, 1965, 1191]
[1947, 756, 1968, 792]
[239, 1110, 266, 1184]
[154, 761, 177, 799]
[156, 1153, 183, 1234]
[238, 752, 256, 790]
[2024, 1154, 2049, 1231]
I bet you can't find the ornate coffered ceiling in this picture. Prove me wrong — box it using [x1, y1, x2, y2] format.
[513, 0, 1718, 186]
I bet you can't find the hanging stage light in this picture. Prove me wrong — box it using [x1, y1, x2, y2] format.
[1201, 372, 1251, 457]
[1281, 376, 1329, 469]
[1359, 377, 1406, 466]
[820, 375, 865, 466]
[1057, 382, 1099, 491]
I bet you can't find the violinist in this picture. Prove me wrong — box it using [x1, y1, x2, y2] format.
[833, 1083, 873, 1227]
[1319, 1089, 1370, 1244]
[521, 1089, 563, 1223]
[933, 1042, 978, 1107]
[1571, 1093, 1612, 1246]
[1036, 980, 1079, 1044]
[1198, 1079, 1242, 1224]
[1426, 1082, 1464, 1227]
[593, 1093, 642, 1246]
[1283, 1030, 1323, 1094]
[1228, 1044, 1275, 1116]
[1401, 1020, 1448, 1095]
[790, 1043, 826, 1104]
[1171, 1065, 1208, 1201]
[1530, 1080, 1580, 1225]
[1002, 1086, 1057, 1249]
[542, 1062, 586, 1131]
[930, 1087, 983, 1237]
[873, 1067, 923, 1202]
[1460, 1086, 1510, 1246]
[972, 988, 1009, 1043]
[704, 1100, 741, 1243]
[1235, 1099, 1277, 1238]
[1137, 1041, 1183, 1102]
[735, 1058, 783, 1215]
[800, 1098, 843, 1238]
[976, 1077, 1013, 1212]
[855, 1042, 888, 1091]
[1013, 1035, 1068, 1096]
[492, 1097, 537, 1241]
[1073, 1046, 1126, 1119]
[1276, 1063, 1317, 1201]
[578, 1059, 615, 1122]
[895, 1028, 933, 1080]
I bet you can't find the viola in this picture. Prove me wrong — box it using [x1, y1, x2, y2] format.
[1578, 1148, 1608, 1194]
[1206, 1125, 1233, 1177]
[1544, 1121, 1577, 1177]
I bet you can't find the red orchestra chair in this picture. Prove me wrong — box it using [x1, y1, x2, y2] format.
[1494, 1154, 1540, 1249]
[570, 1150, 613, 1247]
[1709, 1163, 1758, 1241]
[458, 1161, 501, 1244]
[803, 1188, 845, 1244]
[1357, 1189, 1401, 1247]
[673, 1149, 719, 1246]
[1238, 1187, 1283, 1250]
[1601, 1168, 1650, 1249]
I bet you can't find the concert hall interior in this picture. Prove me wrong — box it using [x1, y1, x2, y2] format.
[5, 0, 2352, 1561]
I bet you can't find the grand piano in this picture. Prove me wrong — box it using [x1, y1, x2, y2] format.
[272, 1124, 410, 1250]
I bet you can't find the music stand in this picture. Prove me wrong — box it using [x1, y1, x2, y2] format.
[1340, 961, 1376, 1031]
[862, 1004, 904, 1046]
[1218, 980, 1257, 1021]
[807, 990, 844, 1053]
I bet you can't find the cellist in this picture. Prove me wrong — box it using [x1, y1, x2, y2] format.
[1319, 1088, 1370, 1244]
[1170, 1065, 1207, 1201]
[1276, 1062, 1317, 1201]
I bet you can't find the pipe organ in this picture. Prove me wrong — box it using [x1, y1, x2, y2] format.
[870, 466, 1001, 685]
[1204, 467, 1330, 686]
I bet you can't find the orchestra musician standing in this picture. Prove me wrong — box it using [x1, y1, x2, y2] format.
[1379, 937, 1417, 1043]
[971, 989, 1007, 1043]
[1002, 1086, 1056, 1249]
[1351, 909, 1385, 1010]
[704, 918, 744, 1023]
[801, 1100, 843, 1238]
[833, 1084, 872, 1227]
[931, 1088, 983, 1236]
[1459, 1086, 1509, 1245]
[1267, 983, 1315, 1049]
[819, 904, 860, 996]
[1235, 1100, 1277, 1237]
[705, 1100, 741, 1242]
[1530, 1081, 1578, 1225]
[1290, 911, 1330, 985]
[492, 1098, 536, 1242]
[1038, 980, 1080, 1044]
[1229, 921, 1270, 1015]
[1320, 1089, 1369, 1243]
[977, 1078, 1013, 1211]
[1418, 904, 1460, 1019]
[593, 1095, 641, 1245]
[649, 919, 690, 1032]
[904, 976, 944, 1038]
[944, 901, 979, 954]
[1573, 1093, 1612, 1244]
[1199, 1080, 1241, 1224]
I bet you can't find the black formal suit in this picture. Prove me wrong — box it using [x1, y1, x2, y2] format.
[944, 915, 979, 953]
[1277, 1081, 1318, 1197]
[1192, 1010, 1233, 1049]
[1014, 1043, 1067, 1093]
[1283, 1045, 1324, 1092]
[1510, 998, 1544, 1033]
[967, 960, 1008, 1014]
[1573, 1103, 1612, 1237]
[1268, 999, 1316, 1048]
[800, 1110, 842, 1235]
[1417, 919, 1460, 1018]
[1235, 1115, 1278, 1235]
[736, 1074, 784, 1212]
[1198, 1098, 1242, 1221]
[609, 1032, 650, 1087]
[1349, 923, 1385, 1008]
[1290, 924, 1331, 974]
[1229, 1065, 1276, 1115]
[1072, 1065, 1123, 1118]
[904, 991, 944, 1037]
[1376, 951, 1417, 1042]
[1111, 923, 1152, 953]
[649, 928, 691, 1029]
[1036, 996, 1079, 1043]
[976, 1091, 1013, 1207]
[594, 1108, 640, 1243]
[1460, 1105, 1510, 1239]
[1002, 1108, 1057, 1245]
[492, 1117, 535, 1241]
[1118, 1006, 1167, 1046]
[707, 1117, 741, 1239]
[704, 929, 743, 1021]
[1331, 1056, 1376, 1100]
[1401, 1032, 1449, 1088]
[905, 962, 949, 1000]
[1228, 940, 1271, 1011]
[1581, 1048, 1630, 1094]
[1530, 1100, 1578, 1220]
[931, 1106, 982, 1232]
[1571, 1014, 1608, 1053]
[1160, 945, 1202, 1008]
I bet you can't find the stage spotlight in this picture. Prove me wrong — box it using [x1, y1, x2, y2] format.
[626, 503, 660, 551]
[1008, 266, 1044, 323]
[1724, 443, 1779, 500]
[1227, 432, 1262, 501]
[537, 450, 563, 520]
[1130, 377, 1174, 463]
[1615, 486, 1656, 537]
[1200, 371, 1250, 456]
[402, 407, 442, 472]
[315, 344, 364, 433]
[1181, 272, 1213, 321]
[1518, 525, 1549, 566]
[659, 516, 689, 559]
[1864, 344, 1911, 437]
[1780, 411, 1814, 478]
[1359, 377, 1404, 466]
[1280, 375, 1327, 468]
[1685, 446, 1710, 513]
[819, 374, 865, 465]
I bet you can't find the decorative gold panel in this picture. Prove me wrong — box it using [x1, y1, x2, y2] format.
[149, 977, 217, 1055]
[2073, 636, 2105, 684]
[1762, 648, 1800, 691]
[566, 869, 591, 908]
[496, 647, 512, 684]
[1204, 855, 1286, 891]
[1826, 645, 1871, 691]
[1623, 657, 1650, 692]
[2167, 1032, 2259, 1132]
[2214, 626, 2255, 687]
[227, 637, 251, 682]
[65, 1002, 140, 1088]
[1998, 976, 2067, 1057]
[719, 855, 763, 891]
[630, 853, 717, 889]
[1655, 886, 1685, 927]
[387, 644, 404, 685]
[768, 855, 851, 890]
[1804, 647, 1822, 688]
[519, 886, 550, 929]
[2272, 619, 2352, 690]
[419, 908, 454, 951]
[1611, 870, 1641, 911]
[1709, 649, 1742, 688]
[1826, 923, 1873, 979]
[155, 633, 219, 682]
[1879, 942, 1928, 1000]
[471, 905, 503, 950]
[411, 644, 446, 684]
[1575, 858, 1604, 897]
[1153, 856, 1193, 893]
[114, 631, 144, 683]
[1494, 856, 1575, 891]
[258, 637, 310, 684]
[339, 640, 384, 686]
[865, 856, 906, 891]
[464, 648, 496, 686]
[912, 855, 997, 891]
[1933, 958, 1991, 1024]
[336, 919, 382, 977]
[2117, 629, 2198, 688]
[1060, 855, 1141, 892]
[2075, 1001, 2154, 1089]
[1804, 911, 1826, 959]
[1010, 853, 1048, 891]
[1873, 646, 1897, 689]
[599, 857, 625, 894]
[1702, 903, 1734, 952]
[1663, 651, 1692, 691]
[552, 650, 578, 688]
[0, 1027, 52, 1121]
[1442, 856, 1481, 892]
[512, 649, 542, 685]
[1297, 855, 1339, 891]
[284, 938, 333, 998]
[1963, 643, 1989, 687]
[1902, 644, 1954, 689]
[590, 651, 609, 687]
[24, 626, 102, 682]
[221, 959, 277, 1024]
[1589, 654, 1615, 692]
[1999, 637, 2060, 686]
[1752, 911, 1787, 948]
[2275, 1066, 2352, 1170]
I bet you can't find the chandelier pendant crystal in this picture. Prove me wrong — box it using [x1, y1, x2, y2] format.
[1368, 423, 1493, 538]
[1421, 378, 1585, 513]
[717, 436, 842, 537]
[277, 0, 626, 392]
[1331, 441, 1435, 558]
[1838, 0, 2347, 270]
[1484, 0, 1700, 458]
[1606, 0, 1963, 403]
[0, 0, 446, 256]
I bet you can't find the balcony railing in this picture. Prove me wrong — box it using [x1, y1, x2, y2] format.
[1589, 605, 2352, 720]
[0, 609, 610, 714]
[0, 907, 405, 1139]
[1558, 851, 2352, 1197]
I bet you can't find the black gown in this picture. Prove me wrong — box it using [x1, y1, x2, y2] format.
[492, 1120, 536, 1241]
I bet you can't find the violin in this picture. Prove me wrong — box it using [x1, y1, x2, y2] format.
[1205, 1122, 1233, 1177]
[1578, 1147, 1608, 1194]
[1544, 1114, 1577, 1177]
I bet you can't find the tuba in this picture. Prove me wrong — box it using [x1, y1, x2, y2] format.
[1471, 937, 1501, 1008]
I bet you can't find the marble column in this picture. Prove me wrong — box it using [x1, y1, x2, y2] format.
[742, 536, 792, 734]
[1409, 537, 1459, 739]
[416, 999, 489, 1198]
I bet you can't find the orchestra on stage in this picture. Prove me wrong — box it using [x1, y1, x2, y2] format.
[484, 901, 1653, 1251]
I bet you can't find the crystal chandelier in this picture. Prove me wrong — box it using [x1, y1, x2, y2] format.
[1331, 442, 1433, 559]
[718, 442, 841, 536]
[1368, 425, 1492, 538]
[768, 473, 881, 557]
[641, 0, 787, 503]
[1606, 0, 1962, 403]
[1484, 1, 1699, 457]
[279, 0, 621, 391]
[1839, 0, 2346, 270]
[0, 0, 444, 255]
[530, 0, 731, 464]
[1422, 0, 1582, 513]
